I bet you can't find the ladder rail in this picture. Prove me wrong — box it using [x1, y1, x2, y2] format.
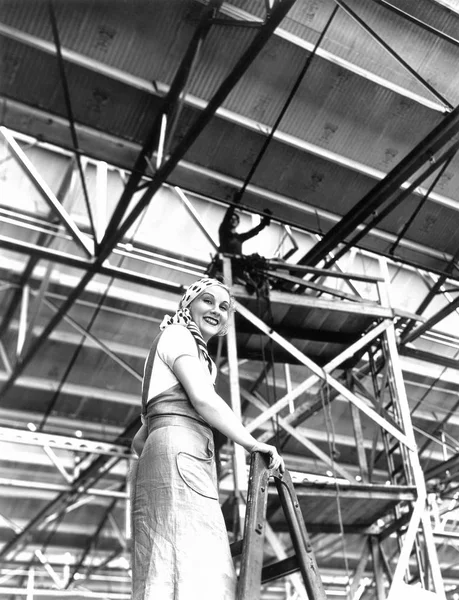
[273, 469, 327, 600]
[236, 452, 326, 600]
[237, 452, 270, 600]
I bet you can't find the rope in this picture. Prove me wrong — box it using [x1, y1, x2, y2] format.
[319, 381, 352, 591]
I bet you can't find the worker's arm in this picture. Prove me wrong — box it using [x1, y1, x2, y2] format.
[218, 205, 236, 236]
[238, 210, 272, 242]
[174, 355, 284, 472]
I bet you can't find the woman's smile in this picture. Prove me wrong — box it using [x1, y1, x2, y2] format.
[203, 315, 219, 326]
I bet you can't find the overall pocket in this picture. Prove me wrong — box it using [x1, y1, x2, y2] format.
[176, 448, 218, 500]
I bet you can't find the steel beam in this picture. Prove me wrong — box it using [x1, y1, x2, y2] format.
[0, 478, 127, 499]
[238, 304, 412, 449]
[0, 127, 93, 257]
[41, 295, 142, 382]
[370, 535, 385, 600]
[372, 0, 459, 49]
[3, 101, 457, 272]
[252, 320, 393, 442]
[0, 427, 129, 458]
[99, 0, 296, 258]
[349, 540, 371, 600]
[232, 3, 338, 207]
[0, 234, 183, 293]
[0, 156, 76, 343]
[0, 589, 130, 598]
[399, 346, 459, 371]
[402, 294, 459, 345]
[425, 453, 459, 481]
[173, 186, 218, 249]
[68, 491, 122, 586]
[241, 387, 355, 481]
[318, 139, 459, 271]
[333, 0, 452, 109]
[299, 104, 459, 267]
[48, 1, 96, 242]
[96, 0, 220, 255]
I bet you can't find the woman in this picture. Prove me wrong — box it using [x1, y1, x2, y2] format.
[131, 277, 283, 600]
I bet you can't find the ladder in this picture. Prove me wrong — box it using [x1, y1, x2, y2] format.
[230, 451, 327, 600]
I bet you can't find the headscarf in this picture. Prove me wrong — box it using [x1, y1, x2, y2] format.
[160, 278, 230, 373]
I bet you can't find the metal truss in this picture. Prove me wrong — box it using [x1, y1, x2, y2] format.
[2, 134, 459, 597]
[298, 102, 459, 269]
[0, 427, 131, 459]
[1, 3, 458, 589]
[334, 0, 453, 110]
[0, 0, 296, 407]
[0, 7, 300, 595]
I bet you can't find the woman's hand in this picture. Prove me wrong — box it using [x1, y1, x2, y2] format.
[250, 441, 285, 474]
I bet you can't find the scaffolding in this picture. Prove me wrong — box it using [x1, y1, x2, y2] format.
[1, 121, 457, 597]
[220, 255, 446, 599]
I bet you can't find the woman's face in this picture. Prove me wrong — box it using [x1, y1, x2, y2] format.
[189, 285, 231, 342]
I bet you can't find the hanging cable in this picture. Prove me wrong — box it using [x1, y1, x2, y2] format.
[319, 380, 351, 589]
[232, 4, 339, 207]
[48, 0, 97, 243]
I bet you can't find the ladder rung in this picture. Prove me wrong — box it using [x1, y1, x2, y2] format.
[387, 443, 400, 455]
[262, 556, 299, 584]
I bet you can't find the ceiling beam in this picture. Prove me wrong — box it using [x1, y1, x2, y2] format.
[299, 104, 459, 267]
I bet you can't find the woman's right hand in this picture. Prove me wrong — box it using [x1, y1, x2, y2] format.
[250, 441, 285, 474]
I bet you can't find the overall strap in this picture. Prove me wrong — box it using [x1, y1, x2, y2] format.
[141, 333, 161, 417]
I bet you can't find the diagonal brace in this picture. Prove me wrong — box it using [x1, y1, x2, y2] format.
[236, 302, 414, 450]
[0, 127, 93, 257]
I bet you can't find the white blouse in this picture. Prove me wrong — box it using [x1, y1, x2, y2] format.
[146, 324, 216, 402]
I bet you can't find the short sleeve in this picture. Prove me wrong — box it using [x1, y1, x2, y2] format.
[157, 325, 198, 370]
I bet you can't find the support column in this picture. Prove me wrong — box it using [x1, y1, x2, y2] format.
[223, 256, 248, 537]
[370, 536, 385, 600]
[378, 258, 446, 600]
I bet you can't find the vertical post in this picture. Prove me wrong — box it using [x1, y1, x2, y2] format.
[95, 160, 108, 245]
[347, 372, 369, 482]
[349, 539, 371, 600]
[156, 113, 168, 170]
[284, 363, 295, 413]
[16, 284, 29, 358]
[370, 536, 385, 600]
[26, 565, 34, 600]
[223, 255, 248, 536]
[421, 511, 446, 597]
[378, 258, 446, 600]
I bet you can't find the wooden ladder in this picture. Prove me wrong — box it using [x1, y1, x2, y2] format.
[230, 451, 327, 600]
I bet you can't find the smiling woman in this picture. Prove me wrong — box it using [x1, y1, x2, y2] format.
[130, 277, 283, 600]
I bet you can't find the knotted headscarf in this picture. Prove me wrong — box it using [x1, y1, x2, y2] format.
[160, 278, 231, 373]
